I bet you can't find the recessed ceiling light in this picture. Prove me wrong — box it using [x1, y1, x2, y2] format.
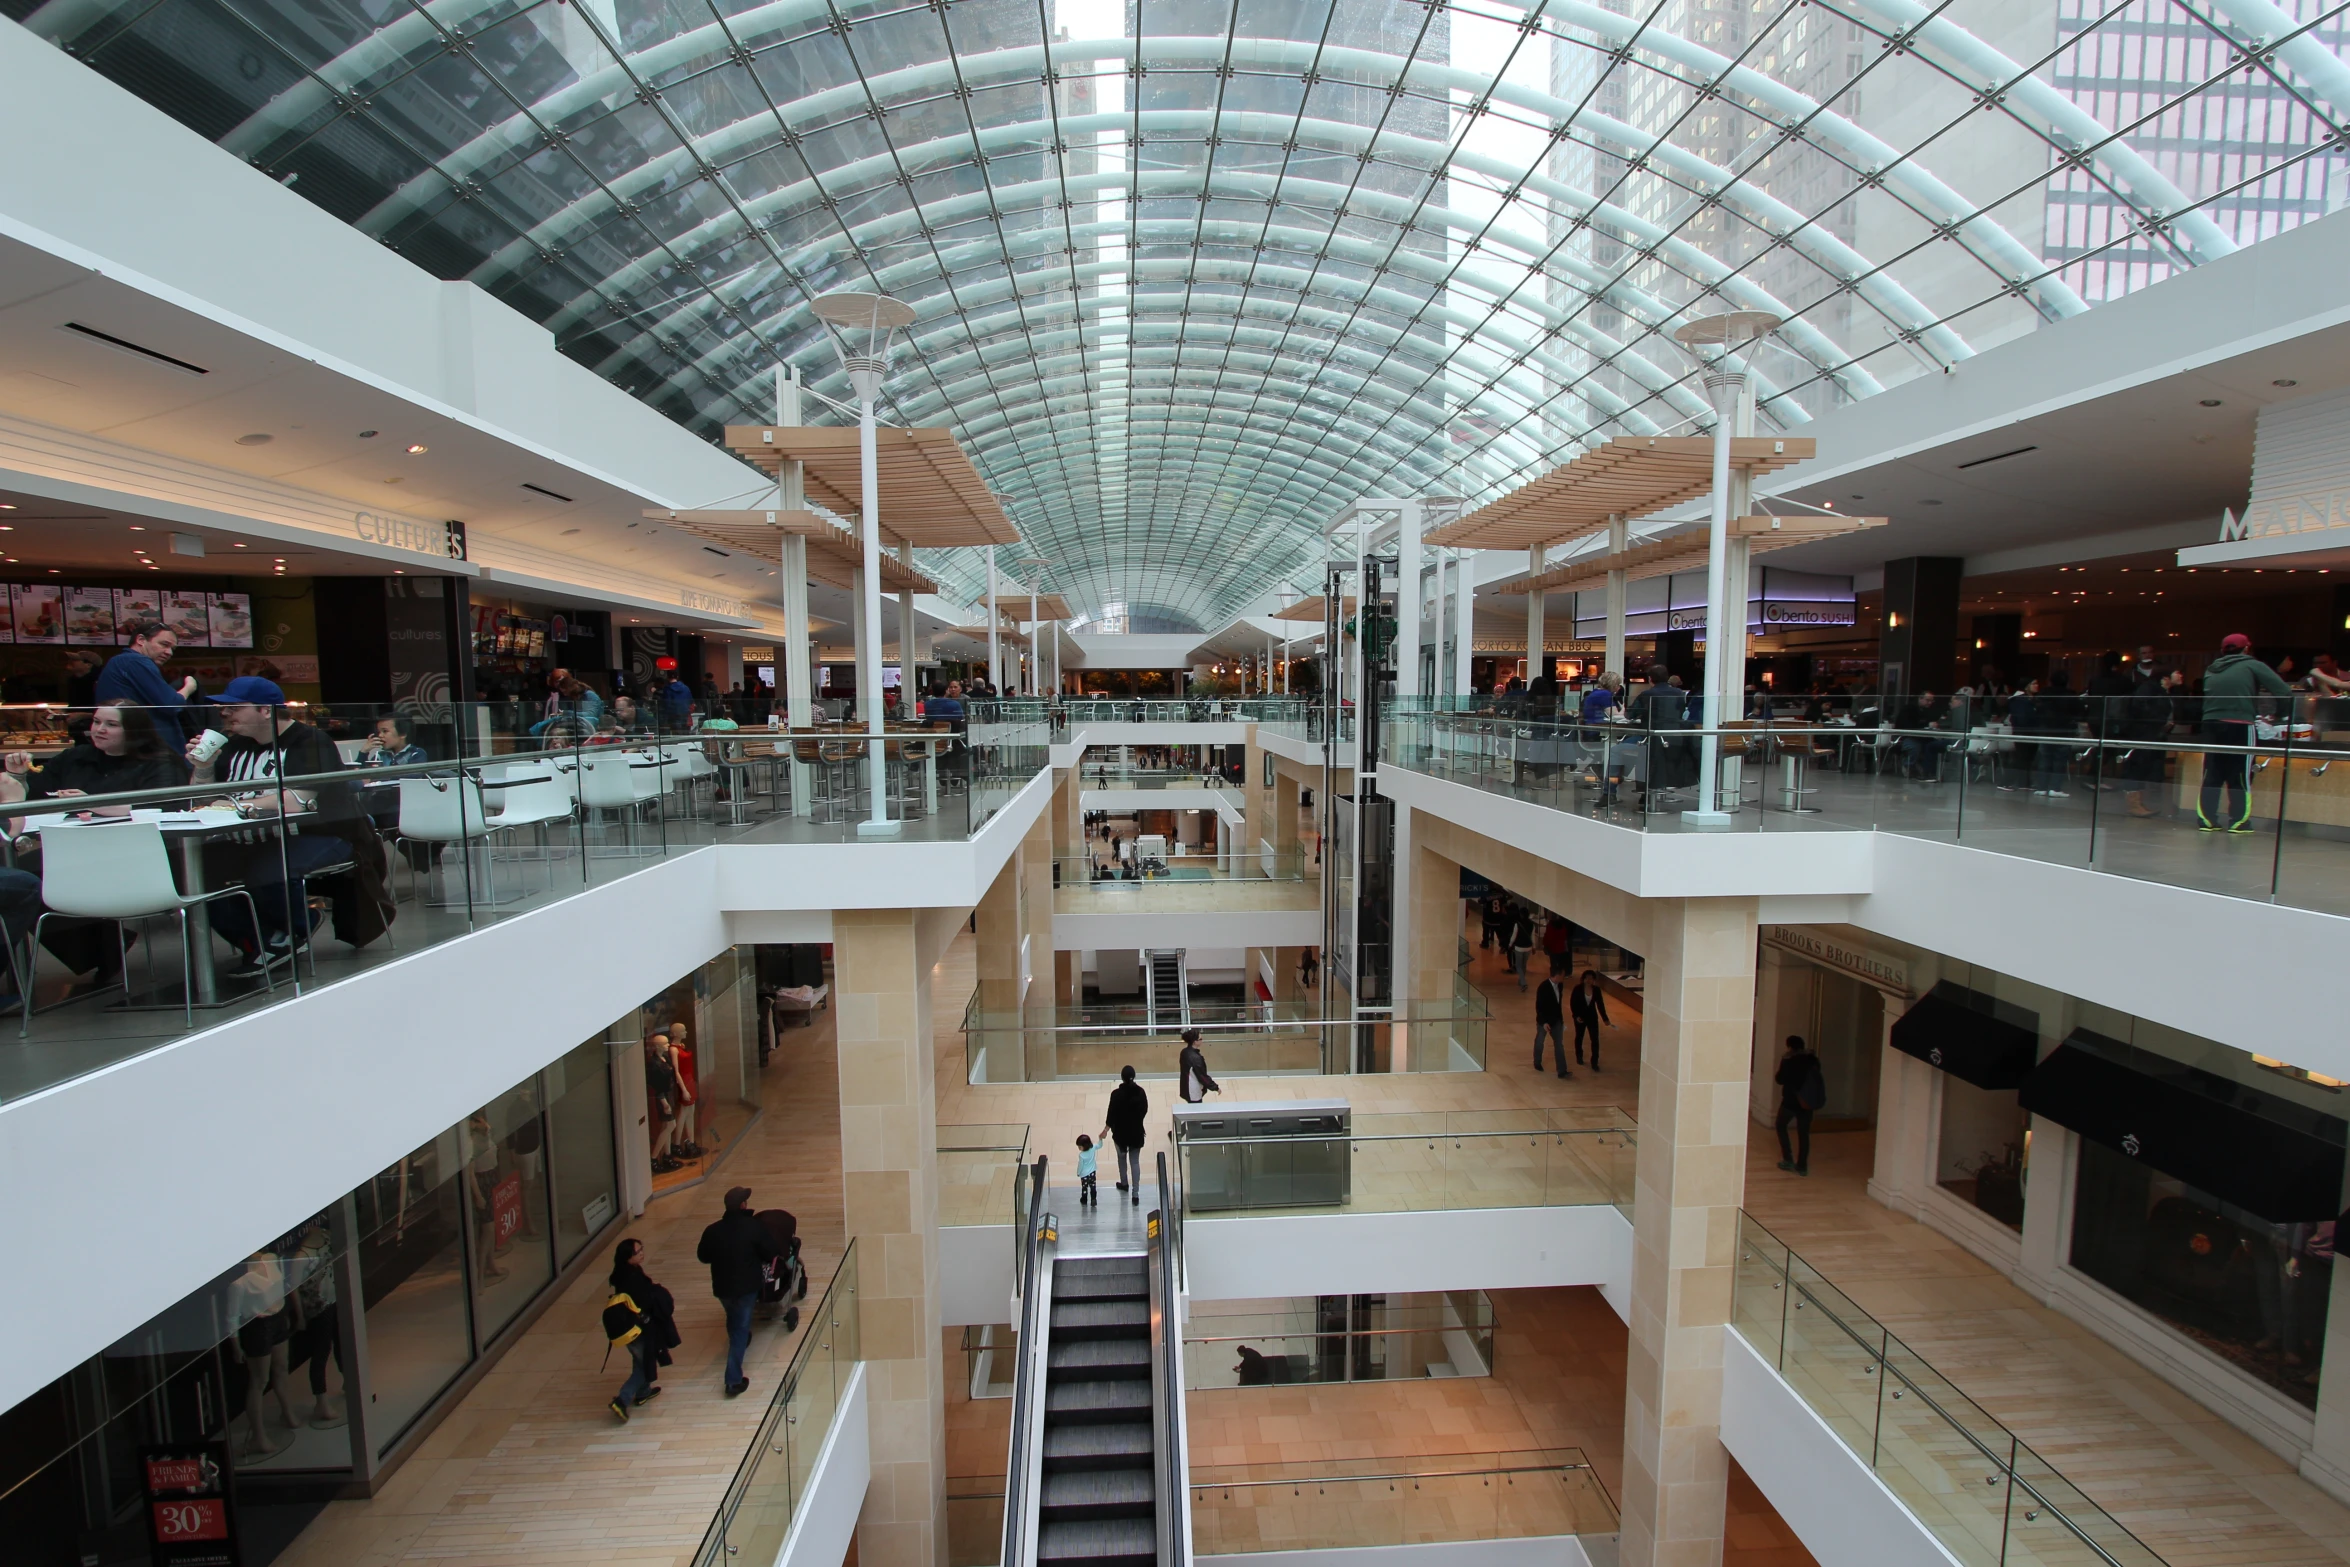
[406, 443, 428, 455]
[1920, 498, 1942, 506]
[273, 558, 285, 563]
[232, 542, 246, 548]
[2273, 379, 2298, 388]
[2198, 398, 2223, 407]
[47, 569, 59, 575]
[236, 433, 274, 446]
[0, 504, 13, 511]
[128, 524, 145, 531]
[393, 569, 404, 575]
[358, 429, 379, 438]
[560, 527, 581, 536]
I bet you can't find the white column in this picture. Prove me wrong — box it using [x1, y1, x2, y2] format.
[854, 388, 895, 835]
[1604, 514, 1629, 683]
[776, 368, 815, 733]
[1525, 542, 1545, 689]
[896, 540, 917, 716]
[1452, 548, 1473, 698]
[1395, 499, 1423, 699]
[1722, 374, 1757, 720]
[986, 554, 1001, 693]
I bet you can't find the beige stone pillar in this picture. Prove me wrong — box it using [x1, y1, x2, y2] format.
[1273, 769, 1303, 872]
[974, 855, 1023, 1082]
[1620, 896, 1758, 1567]
[833, 908, 945, 1567]
[1051, 765, 1076, 859]
[1409, 839, 1459, 1022]
[1242, 724, 1267, 866]
[1021, 809, 1056, 1080]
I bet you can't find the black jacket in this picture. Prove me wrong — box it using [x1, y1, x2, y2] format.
[1178, 1045, 1219, 1103]
[1534, 978, 1566, 1025]
[610, 1263, 680, 1351]
[1775, 1051, 1825, 1110]
[1104, 1081, 1149, 1148]
[1569, 982, 1610, 1026]
[696, 1208, 781, 1300]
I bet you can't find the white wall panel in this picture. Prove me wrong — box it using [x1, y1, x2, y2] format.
[1184, 1206, 1631, 1302]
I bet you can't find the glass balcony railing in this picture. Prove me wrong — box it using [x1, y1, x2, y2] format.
[1186, 1290, 1496, 1388]
[693, 1242, 862, 1567]
[959, 990, 1491, 1083]
[1385, 693, 2350, 915]
[0, 701, 1048, 1111]
[937, 1124, 1030, 1229]
[1176, 1107, 1635, 1220]
[1054, 847, 1314, 907]
[1734, 1213, 2164, 1567]
[1188, 1449, 1619, 1556]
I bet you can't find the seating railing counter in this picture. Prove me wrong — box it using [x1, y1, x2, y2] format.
[1383, 693, 2350, 915]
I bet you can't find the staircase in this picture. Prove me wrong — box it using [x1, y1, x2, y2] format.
[1038, 1255, 1157, 1565]
[1144, 949, 1188, 1030]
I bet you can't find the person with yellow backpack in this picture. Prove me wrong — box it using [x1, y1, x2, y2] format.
[603, 1238, 676, 1421]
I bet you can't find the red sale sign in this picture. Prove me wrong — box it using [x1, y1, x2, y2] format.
[492, 1173, 523, 1247]
[154, 1498, 228, 1542]
[142, 1440, 239, 1566]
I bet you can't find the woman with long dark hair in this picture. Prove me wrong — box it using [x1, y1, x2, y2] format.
[606, 1238, 678, 1420]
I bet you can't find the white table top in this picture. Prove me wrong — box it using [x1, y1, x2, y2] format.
[35, 805, 313, 833]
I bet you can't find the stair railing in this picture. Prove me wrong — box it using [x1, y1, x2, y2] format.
[1002, 1158, 1052, 1567]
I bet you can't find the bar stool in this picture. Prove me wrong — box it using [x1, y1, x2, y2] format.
[1776, 732, 1822, 813]
[895, 738, 937, 818]
[814, 738, 864, 824]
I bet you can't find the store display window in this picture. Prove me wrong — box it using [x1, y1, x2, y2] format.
[1935, 1078, 2030, 1232]
[646, 948, 761, 1193]
[463, 1082, 557, 1346]
[357, 1130, 474, 1454]
[547, 1036, 620, 1268]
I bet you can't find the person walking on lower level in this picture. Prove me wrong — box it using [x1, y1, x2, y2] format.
[1774, 1035, 1826, 1177]
[1178, 1029, 1220, 1104]
[2198, 633, 2293, 832]
[697, 1185, 780, 1398]
[1569, 970, 1610, 1070]
[1533, 973, 1571, 1078]
[1103, 1066, 1149, 1205]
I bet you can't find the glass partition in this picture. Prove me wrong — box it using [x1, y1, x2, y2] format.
[1188, 1449, 1617, 1556]
[357, 1132, 474, 1455]
[938, 1124, 1032, 1229]
[695, 1243, 863, 1567]
[1176, 1109, 1635, 1219]
[545, 1036, 619, 1269]
[1733, 1211, 2166, 1567]
[462, 1083, 557, 1346]
[1382, 696, 2350, 917]
[1186, 1292, 1495, 1388]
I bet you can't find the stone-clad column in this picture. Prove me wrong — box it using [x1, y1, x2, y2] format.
[973, 855, 1022, 1082]
[1621, 896, 1758, 1567]
[832, 908, 944, 1566]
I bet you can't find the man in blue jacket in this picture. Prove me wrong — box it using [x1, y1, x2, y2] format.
[93, 618, 205, 742]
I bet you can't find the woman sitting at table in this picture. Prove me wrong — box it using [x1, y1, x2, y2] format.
[0, 703, 193, 984]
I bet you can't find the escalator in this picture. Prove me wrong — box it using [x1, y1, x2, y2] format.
[1005, 1156, 1190, 1567]
[1144, 949, 1189, 1030]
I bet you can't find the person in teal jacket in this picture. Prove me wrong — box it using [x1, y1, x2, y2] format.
[2198, 634, 2294, 831]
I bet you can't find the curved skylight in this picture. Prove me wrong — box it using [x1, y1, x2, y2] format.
[21, 0, 2349, 624]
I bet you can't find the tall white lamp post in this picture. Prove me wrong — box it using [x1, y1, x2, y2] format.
[812, 290, 917, 837]
[1671, 310, 1779, 826]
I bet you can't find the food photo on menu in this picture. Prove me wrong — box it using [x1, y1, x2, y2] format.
[11, 584, 62, 644]
[163, 590, 209, 645]
[66, 587, 116, 645]
[112, 586, 162, 626]
[208, 592, 253, 649]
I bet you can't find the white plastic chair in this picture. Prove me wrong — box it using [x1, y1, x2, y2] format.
[395, 776, 508, 906]
[25, 820, 270, 1034]
[577, 753, 661, 853]
[486, 766, 577, 887]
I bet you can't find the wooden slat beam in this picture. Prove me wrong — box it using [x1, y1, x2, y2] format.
[1426, 436, 1817, 551]
[1494, 515, 1885, 595]
[721, 425, 1019, 547]
[644, 508, 938, 595]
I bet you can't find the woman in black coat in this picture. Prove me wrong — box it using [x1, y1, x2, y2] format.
[609, 1238, 680, 1387]
[1101, 1066, 1150, 1204]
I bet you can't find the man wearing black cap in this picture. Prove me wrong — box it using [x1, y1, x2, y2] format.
[189, 676, 363, 974]
[697, 1186, 781, 1397]
[2198, 633, 2292, 832]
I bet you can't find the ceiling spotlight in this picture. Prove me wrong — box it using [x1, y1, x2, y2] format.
[0, 504, 14, 511]
[128, 524, 145, 531]
[2198, 398, 2223, 407]
[232, 542, 247, 548]
[406, 443, 428, 455]
[560, 527, 582, 536]
[236, 433, 274, 446]
[358, 429, 380, 438]
[2273, 379, 2298, 388]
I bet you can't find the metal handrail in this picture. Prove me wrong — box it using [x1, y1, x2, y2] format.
[1001, 1158, 1051, 1567]
[1189, 1450, 1603, 1489]
[1153, 1152, 1189, 1567]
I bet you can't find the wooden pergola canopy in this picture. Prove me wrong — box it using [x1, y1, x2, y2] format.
[1268, 595, 1357, 621]
[1495, 514, 1887, 596]
[1427, 436, 1817, 552]
[643, 507, 938, 595]
[722, 425, 1020, 548]
[993, 591, 1075, 621]
[947, 625, 1030, 647]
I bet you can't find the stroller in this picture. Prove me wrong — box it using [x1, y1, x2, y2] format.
[756, 1208, 808, 1331]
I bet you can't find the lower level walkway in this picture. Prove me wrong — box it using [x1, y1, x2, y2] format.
[1745, 1131, 2350, 1567]
[274, 1002, 846, 1567]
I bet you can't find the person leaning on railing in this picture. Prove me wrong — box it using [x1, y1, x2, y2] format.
[0, 702, 194, 992]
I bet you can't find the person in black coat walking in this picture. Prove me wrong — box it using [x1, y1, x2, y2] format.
[1774, 1036, 1826, 1176]
[606, 1238, 677, 1418]
[1533, 972, 1571, 1078]
[1178, 1030, 1220, 1104]
[697, 1186, 781, 1396]
[1102, 1066, 1150, 1204]
[1569, 971, 1610, 1070]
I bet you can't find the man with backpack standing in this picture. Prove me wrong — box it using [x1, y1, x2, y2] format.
[698, 1186, 782, 1397]
[1774, 1035, 1826, 1176]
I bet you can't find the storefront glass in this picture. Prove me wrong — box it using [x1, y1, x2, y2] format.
[2070, 1137, 2332, 1408]
[648, 948, 762, 1193]
[464, 1083, 557, 1346]
[1935, 1079, 2030, 1232]
[357, 1130, 475, 1454]
[547, 1036, 620, 1269]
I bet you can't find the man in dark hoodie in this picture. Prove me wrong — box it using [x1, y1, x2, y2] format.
[2199, 633, 2293, 832]
[1102, 1066, 1150, 1204]
[697, 1186, 781, 1397]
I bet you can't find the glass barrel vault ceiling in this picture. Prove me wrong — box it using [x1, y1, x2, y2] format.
[14, 0, 2350, 626]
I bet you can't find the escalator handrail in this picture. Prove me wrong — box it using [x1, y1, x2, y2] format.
[1002, 1157, 1051, 1567]
[1154, 1152, 1191, 1566]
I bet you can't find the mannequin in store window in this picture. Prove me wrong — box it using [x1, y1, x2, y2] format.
[224, 1247, 304, 1458]
[668, 1021, 703, 1160]
[286, 1214, 345, 1429]
[465, 1111, 508, 1283]
[647, 1033, 681, 1174]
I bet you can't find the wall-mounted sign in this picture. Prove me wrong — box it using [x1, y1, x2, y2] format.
[142, 1442, 240, 1567]
[1763, 924, 1912, 996]
[353, 511, 467, 559]
[680, 588, 747, 617]
[2220, 491, 2350, 543]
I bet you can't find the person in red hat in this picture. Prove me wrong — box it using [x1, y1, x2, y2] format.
[2197, 633, 2292, 831]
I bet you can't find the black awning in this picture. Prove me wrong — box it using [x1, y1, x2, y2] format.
[1887, 981, 2040, 1090]
[2021, 1030, 2348, 1222]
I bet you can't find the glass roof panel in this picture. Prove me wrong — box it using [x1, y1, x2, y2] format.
[16, 0, 2347, 621]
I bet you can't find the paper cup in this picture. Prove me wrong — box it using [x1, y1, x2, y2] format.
[189, 729, 230, 764]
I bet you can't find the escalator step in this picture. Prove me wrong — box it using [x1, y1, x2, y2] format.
[1037, 1517, 1155, 1564]
[1045, 1377, 1153, 1421]
[1052, 1300, 1151, 1337]
[1043, 1420, 1154, 1468]
[1042, 1467, 1156, 1520]
[1052, 1272, 1147, 1304]
[1049, 1339, 1152, 1378]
